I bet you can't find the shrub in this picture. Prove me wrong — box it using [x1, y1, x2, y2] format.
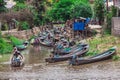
[48, 0, 74, 21]
[0, 38, 13, 55]
[8, 36, 24, 46]
[13, 3, 27, 11]
[112, 55, 120, 61]
[72, 1, 92, 18]
[1, 23, 8, 31]
[19, 21, 30, 30]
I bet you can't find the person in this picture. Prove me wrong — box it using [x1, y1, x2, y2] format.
[11, 47, 23, 63]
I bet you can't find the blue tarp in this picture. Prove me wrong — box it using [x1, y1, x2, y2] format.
[73, 22, 85, 31]
[73, 22, 79, 31]
[73, 18, 91, 31]
[85, 18, 91, 24]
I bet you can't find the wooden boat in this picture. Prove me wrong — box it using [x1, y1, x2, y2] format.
[39, 39, 54, 47]
[45, 44, 89, 63]
[69, 47, 116, 65]
[10, 57, 24, 67]
[16, 41, 29, 51]
[52, 43, 84, 55]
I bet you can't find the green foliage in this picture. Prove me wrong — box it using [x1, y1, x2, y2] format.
[112, 55, 120, 61]
[14, 0, 25, 3]
[19, 21, 30, 30]
[13, 3, 27, 11]
[48, 0, 92, 21]
[1, 23, 8, 31]
[8, 36, 24, 46]
[32, 0, 46, 26]
[94, 0, 105, 25]
[48, 0, 74, 21]
[72, 1, 92, 18]
[28, 35, 36, 42]
[111, 6, 117, 17]
[86, 50, 99, 56]
[0, 31, 1, 38]
[0, 38, 13, 54]
[0, 0, 6, 13]
[106, 6, 118, 34]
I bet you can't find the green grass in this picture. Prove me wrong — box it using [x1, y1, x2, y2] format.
[0, 54, 11, 63]
[87, 35, 120, 57]
[7, 36, 24, 46]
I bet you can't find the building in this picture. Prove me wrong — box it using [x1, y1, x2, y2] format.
[112, 0, 120, 36]
[114, 0, 120, 8]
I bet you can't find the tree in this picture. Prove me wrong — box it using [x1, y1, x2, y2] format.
[72, 1, 92, 18]
[94, 0, 105, 25]
[0, 0, 6, 13]
[49, 0, 74, 21]
[32, 0, 47, 25]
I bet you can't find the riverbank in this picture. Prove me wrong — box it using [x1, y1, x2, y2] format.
[0, 34, 120, 64]
[0, 54, 11, 63]
[87, 35, 120, 56]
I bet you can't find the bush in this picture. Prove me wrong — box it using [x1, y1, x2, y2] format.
[13, 3, 27, 11]
[48, 0, 74, 21]
[19, 21, 30, 30]
[112, 55, 120, 61]
[94, 0, 105, 25]
[72, 1, 92, 18]
[8, 36, 24, 46]
[0, 38, 13, 55]
[1, 23, 8, 31]
[48, 0, 92, 21]
[106, 6, 118, 34]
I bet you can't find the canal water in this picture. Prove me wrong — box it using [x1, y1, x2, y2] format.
[0, 45, 120, 80]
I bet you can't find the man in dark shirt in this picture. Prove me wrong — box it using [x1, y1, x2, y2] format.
[11, 47, 23, 62]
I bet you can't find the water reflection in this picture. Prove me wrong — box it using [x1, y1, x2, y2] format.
[26, 45, 51, 64]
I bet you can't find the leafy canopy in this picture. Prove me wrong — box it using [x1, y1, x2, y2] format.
[94, 0, 105, 25]
[48, 0, 92, 21]
[0, 0, 6, 13]
[72, 1, 92, 18]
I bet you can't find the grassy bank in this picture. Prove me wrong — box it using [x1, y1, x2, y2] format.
[0, 54, 11, 63]
[0, 35, 25, 63]
[86, 35, 120, 60]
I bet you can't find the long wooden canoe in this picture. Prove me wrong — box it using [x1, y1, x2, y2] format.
[45, 44, 89, 63]
[16, 41, 29, 51]
[69, 47, 116, 65]
[52, 43, 84, 55]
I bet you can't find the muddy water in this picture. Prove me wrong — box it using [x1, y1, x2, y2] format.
[0, 46, 120, 80]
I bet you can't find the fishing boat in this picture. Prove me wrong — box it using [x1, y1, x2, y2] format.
[69, 47, 116, 65]
[10, 55, 25, 67]
[52, 43, 84, 55]
[45, 44, 89, 63]
[39, 39, 54, 47]
[16, 41, 29, 51]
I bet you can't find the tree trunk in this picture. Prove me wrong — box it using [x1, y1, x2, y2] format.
[106, 0, 109, 11]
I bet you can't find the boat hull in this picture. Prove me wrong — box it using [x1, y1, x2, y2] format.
[70, 48, 116, 65]
[45, 44, 89, 63]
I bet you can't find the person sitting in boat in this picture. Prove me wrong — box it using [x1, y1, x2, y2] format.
[11, 47, 23, 63]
